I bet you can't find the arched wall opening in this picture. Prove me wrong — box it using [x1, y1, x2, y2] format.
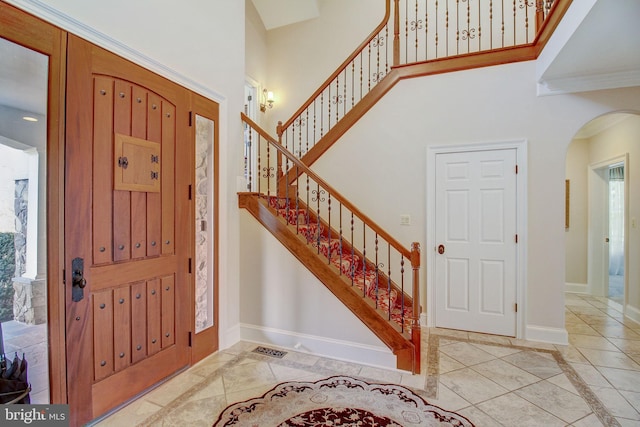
[565, 111, 640, 322]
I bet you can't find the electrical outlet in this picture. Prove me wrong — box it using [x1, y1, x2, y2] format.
[400, 214, 411, 226]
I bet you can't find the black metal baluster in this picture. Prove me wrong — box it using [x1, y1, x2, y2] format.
[456, 0, 460, 55]
[350, 213, 355, 286]
[305, 110, 309, 156]
[327, 194, 332, 263]
[400, 255, 405, 333]
[351, 61, 355, 108]
[513, 0, 517, 46]
[387, 244, 392, 321]
[343, 69, 347, 120]
[295, 166, 301, 234]
[425, 1, 429, 60]
[502, 0, 505, 48]
[374, 233, 379, 309]
[339, 204, 343, 276]
[306, 175, 311, 245]
[256, 133, 262, 195]
[320, 92, 324, 138]
[435, 0, 440, 58]
[247, 125, 253, 191]
[362, 223, 367, 298]
[478, 0, 482, 51]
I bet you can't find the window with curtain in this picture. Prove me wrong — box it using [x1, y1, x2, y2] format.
[609, 164, 624, 276]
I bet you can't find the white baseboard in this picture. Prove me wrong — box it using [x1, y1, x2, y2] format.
[239, 323, 396, 370]
[625, 304, 640, 326]
[525, 325, 568, 345]
[565, 282, 589, 294]
[220, 324, 241, 350]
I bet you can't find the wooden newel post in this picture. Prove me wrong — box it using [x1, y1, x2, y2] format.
[393, 0, 400, 66]
[410, 241, 421, 374]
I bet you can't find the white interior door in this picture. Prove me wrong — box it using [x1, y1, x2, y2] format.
[434, 149, 517, 336]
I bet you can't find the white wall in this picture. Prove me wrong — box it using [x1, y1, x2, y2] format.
[0, 145, 29, 232]
[7, 0, 246, 348]
[265, 0, 384, 134]
[565, 138, 589, 286]
[239, 211, 395, 368]
[309, 62, 640, 339]
[245, 0, 269, 128]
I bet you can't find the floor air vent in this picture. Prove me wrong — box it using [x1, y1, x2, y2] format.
[252, 346, 287, 358]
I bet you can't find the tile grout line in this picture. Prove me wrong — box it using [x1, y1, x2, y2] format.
[430, 331, 620, 427]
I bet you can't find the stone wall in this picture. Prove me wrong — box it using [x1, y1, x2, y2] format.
[14, 179, 27, 277]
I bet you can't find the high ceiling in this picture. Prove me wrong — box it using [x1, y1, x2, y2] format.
[0, 0, 639, 146]
[251, 0, 319, 30]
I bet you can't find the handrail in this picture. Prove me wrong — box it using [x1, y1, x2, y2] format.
[243, 112, 411, 259]
[278, 0, 392, 135]
[275, 0, 563, 162]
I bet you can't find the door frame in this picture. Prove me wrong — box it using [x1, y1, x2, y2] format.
[0, 1, 67, 404]
[587, 154, 629, 305]
[426, 140, 527, 338]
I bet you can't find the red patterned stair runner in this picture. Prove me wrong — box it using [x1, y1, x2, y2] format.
[268, 197, 413, 333]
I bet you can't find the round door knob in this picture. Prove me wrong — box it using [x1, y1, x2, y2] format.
[438, 244, 445, 255]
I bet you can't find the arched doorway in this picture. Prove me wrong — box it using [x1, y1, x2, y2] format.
[565, 112, 639, 314]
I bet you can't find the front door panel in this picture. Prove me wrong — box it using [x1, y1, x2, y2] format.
[65, 35, 190, 425]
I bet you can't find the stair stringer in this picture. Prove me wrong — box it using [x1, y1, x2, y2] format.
[239, 192, 416, 372]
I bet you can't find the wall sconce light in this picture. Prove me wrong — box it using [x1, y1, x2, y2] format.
[260, 88, 274, 112]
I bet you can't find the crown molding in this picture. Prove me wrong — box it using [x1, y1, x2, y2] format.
[537, 69, 640, 96]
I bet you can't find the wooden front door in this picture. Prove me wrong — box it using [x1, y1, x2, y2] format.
[65, 35, 191, 425]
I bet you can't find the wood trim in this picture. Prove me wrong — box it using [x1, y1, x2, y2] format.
[242, 113, 410, 260]
[91, 345, 181, 417]
[239, 193, 414, 363]
[279, 0, 392, 133]
[189, 92, 220, 365]
[0, 1, 68, 404]
[533, 0, 574, 56]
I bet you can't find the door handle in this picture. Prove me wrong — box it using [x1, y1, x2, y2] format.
[438, 244, 445, 255]
[71, 257, 86, 302]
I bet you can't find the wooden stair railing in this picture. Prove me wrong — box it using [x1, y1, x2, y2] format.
[275, 0, 569, 185]
[241, 112, 421, 373]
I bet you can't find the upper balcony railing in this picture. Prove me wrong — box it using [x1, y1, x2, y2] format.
[277, 0, 557, 158]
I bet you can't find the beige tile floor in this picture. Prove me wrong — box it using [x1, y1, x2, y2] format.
[93, 293, 640, 426]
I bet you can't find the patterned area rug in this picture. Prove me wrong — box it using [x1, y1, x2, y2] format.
[213, 376, 474, 426]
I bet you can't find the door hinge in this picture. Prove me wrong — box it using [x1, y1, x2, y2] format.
[515, 303, 518, 312]
[188, 184, 192, 200]
[515, 165, 519, 174]
[189, 111, 193, 127]
[62, 269, 66, 285]
[188, 258, 192, 274]
[188, 331, 193, 347]
[515, 234, 518, 243]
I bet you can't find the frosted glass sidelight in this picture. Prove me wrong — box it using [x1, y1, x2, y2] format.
[195, 115, 215, 333]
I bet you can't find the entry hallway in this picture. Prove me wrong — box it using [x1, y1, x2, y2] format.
[94, 293, 640, 426]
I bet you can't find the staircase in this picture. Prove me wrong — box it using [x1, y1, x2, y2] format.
[276, 0, 569, 174]
[239, 114, 421, 373]
[239, 0, 571, 373]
